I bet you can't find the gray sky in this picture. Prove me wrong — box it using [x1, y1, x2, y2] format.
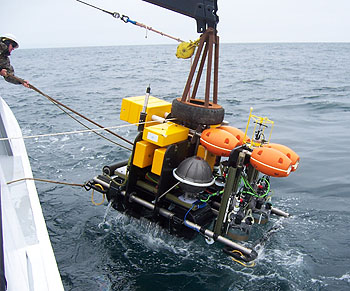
[1, 0, 350, 49]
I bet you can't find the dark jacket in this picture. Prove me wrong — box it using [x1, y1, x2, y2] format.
[0, 42, 21, 84]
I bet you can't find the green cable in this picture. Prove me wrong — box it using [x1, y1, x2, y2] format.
[145, 172, 158, 184]
[200, 190, 224, 202]
[242, 175, 256, 193]
[261, 177, 270, 197]
[241, 176, 271, 198]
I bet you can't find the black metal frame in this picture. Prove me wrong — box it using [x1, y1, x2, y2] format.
[142, 0, 219, 33]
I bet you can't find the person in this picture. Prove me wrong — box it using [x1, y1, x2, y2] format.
[0, 34, 29, 87]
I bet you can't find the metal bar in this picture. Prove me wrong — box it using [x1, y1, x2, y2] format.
[181, 32, 207, 101]
[92, 177, 111, 189]
[213, 34, 219, 104]
[184, 221, 255, 256]
[271, 207, 289, 217]
[102, 160, 129, 176]
[128, 193, 174, 218]
[157, 182, 180, 200]
[204, 31, 214, 107]
[129, 192, 254, 256]
[213, 166, 236, 235]
[191, 41, 209, 100]
[105, 186, 255, 256]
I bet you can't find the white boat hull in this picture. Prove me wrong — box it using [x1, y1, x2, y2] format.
[0, 97, 63, 291]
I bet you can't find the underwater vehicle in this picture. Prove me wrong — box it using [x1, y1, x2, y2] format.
[84, 0, 300, 263]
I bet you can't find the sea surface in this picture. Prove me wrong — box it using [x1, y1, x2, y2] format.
[1, 43, 350, 290]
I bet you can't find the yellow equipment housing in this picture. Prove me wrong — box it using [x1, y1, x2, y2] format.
[151, 147, 167, 175]
[133, 140, 159, 168]
[143, 122, 189, 147]
[121, 95, 190, 175]
[120, 95, 172, 126]
[196, 144, 216, 169]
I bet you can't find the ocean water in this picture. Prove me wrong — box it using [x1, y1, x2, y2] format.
[1, 43, 350, 290]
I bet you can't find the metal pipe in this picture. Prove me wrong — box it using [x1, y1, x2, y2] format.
[128, 193, 174, 219]
[191, 41, 209, 100]
[151, 115, 165, 123]
[127, 191, 255, 257]
[204, 31, 214, 107]
[185, 220, 255, 256]
[213, 34, 219, 104]
[271, 207, 289, 217]
[181, 33, 206, 102]
[213, 166, 237, 235]
[92, 176, 256, 257]
[102, 160, 129, 176]
[93, 177, 111, 189]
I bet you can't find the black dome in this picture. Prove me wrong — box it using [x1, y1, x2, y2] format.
[173, 156, 214, 193]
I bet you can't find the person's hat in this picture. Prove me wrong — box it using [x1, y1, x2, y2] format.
[0, 33, 19, 48]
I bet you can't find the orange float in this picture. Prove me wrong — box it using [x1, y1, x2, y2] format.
[250, 147, 292, 177]
[200, 128, 240, 157]
[219, 126, 249, 145]
[263, 143, 300, 171]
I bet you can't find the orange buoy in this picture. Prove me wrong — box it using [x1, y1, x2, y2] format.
[250, 147, 292, 177]
[219, 126, 249, 145]
[200, 128, 240, 157]
[263, 143, 300, 171]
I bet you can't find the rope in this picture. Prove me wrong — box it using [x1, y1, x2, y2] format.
[7, 177, 105, 206]
[76, 0, 184, 43]
[6, 177, 106, 207]
[6, 177, 84, 187]
[135, 22, 184, 43]
[8, 74, 134, 149]
[76, 0, 118, 17]
[41, 94, 132, 151]
[0, 125, 126, 141]
[229, 250, 256, 268]
[91, 184, 105, 206]
[0, 117, 176, 143]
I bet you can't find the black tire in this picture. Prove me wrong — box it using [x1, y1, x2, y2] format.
[171, 98, 225, 126]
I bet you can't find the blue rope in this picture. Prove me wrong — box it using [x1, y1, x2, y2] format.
[183, 201, 206, 232]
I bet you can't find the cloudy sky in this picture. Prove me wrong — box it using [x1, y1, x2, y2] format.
[1, 0, 350, 49]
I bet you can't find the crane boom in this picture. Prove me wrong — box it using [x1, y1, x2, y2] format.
[142, 0, 218, 33]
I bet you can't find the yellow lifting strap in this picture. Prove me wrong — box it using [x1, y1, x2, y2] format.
[176, 38, 200, 59]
